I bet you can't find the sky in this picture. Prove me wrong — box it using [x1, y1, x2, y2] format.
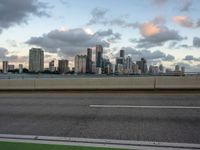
[0, 0, 200, 71]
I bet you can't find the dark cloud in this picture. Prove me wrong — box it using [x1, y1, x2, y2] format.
[151, 0, 169, 6]
[133, 27, 185, 48]
[180, 0, 193, 12]
[6, 55, 28, 63]
[95, 29, 122, 43]
[193, 37, 200, 47]
[87, 8, 138, 28]
[183, 55, 200, 61]
[0, 47, 27, 63]
[168, 41, 178, 48]
[163, 54, 175, 61]
[0, 0, 49, 33]
[26, 28, 120, 57]
[87, 7, 108, 25]
[118, 47, 175, 61]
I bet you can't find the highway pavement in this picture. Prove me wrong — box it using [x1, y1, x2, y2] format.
[0, 92, 200, 144]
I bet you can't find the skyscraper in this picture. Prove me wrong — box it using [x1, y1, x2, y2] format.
[29, 48, 44, 72]
[58, 60, 69, 74]
[175, 65, 180, 72]
[3, 61, 8, 74]
[86, 48, 92, 73]
[136, 58, 148, 74]
[120, 50, 125, 58]
[96, 45, 103, 68]
[75, 55, 87, 74]
[49, 60, 56, 72]
[125, 56, 133, 74]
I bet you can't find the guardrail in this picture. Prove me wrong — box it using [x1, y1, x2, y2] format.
[0, 76, 200, 90]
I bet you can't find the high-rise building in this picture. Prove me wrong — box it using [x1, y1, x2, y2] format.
[96, 45, 103, 68]
[159, 64, 164, 73]
[19, 64, 23, 74]
[91, 62, 96, 74]
[58, 60, 69, 74]
[29, 48, 44, 72]
[75, 55, 87, 74]
[86, 48, 92, 73]
[125, 56, 133, 74]
[149, 65, 159, 75]
[102, 59, 111, 74]
[120, 50, 125, 58]
[49, 60, 56, 72]
[132, 63, 139, 74]
[175, 65, 180, 72]
[117, 64, 124, 74]
[116, 57, 124, 65]
[136, 58, 148, 74]
[3, 61, 8, 74]
[181, 66, 185, 75]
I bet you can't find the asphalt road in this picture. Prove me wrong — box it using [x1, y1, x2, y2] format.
[0, 92, 200, 144]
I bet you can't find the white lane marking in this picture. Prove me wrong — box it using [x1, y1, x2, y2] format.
[89, 105, 200, 109]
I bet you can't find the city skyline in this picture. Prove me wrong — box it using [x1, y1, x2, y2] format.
[0, 0, 200, 71]
[0, 46, 186, 76]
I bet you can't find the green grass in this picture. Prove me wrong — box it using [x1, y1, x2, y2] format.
[0, 141, 126, 150]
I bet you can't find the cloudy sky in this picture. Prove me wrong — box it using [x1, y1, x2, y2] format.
[0, 0, 200, 71]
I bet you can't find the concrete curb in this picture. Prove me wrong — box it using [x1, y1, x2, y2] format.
[0, 134, 200, 150]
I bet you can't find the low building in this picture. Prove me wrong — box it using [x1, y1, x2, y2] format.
[19, 64, 23, 74]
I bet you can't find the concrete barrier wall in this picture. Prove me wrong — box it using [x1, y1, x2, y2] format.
[156, 76, 200, 89]
[0, 76, 200, 90]
[0, 79, 35, 90]
[35, 77, 155, 90]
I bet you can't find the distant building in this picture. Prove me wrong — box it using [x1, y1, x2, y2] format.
[149, 65, 159, 75]
[136, 58, 148, 74]
[58, 60, 69, 74]
[102, 59, 111, 74]
[181, 66, 185, 74]
[86, 48, 92, 73]
[120, 50, 125, 58]
[96, 45, 103, 68]
[166, 68, 173, 74]
[175, 65, 180, 72]
[29, 48, 44, 72]
[125, 56, 133, 74]
[8, 65, 15, 71]
[19, 64, 23, 74]
[117, 64, 124, 74]
[3, 61, 8, 74]
[75, 55, 87, 74]
[49, 60, 56, 72]
[159, 64, 164, 73]
[91, 62, 96, 74]
[132, 63, 139, 74]
[116, 57, 124, 66]
[111, 64, 116, 74]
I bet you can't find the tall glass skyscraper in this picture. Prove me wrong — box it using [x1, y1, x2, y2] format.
[86, 48, 92, 73]
[96, 45, 103, 68]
